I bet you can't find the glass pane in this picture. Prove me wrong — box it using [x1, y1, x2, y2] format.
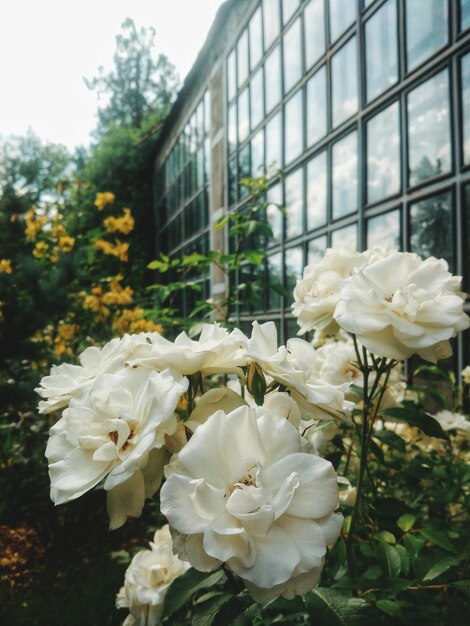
[410, 192, 453, 269]
[237, 30, 249, 87]
[367, 102, 400, 203]
[228, 157, 237, 206]
[283, 0, 300, 23]
[306, 151, 327, 230]
[408, 70, 451, 186]
[462, 0, 470, 31]
[283, 18, 302, 93]
[285, 168, 304, 239]
[250, 67, 264, 130]
[268, 252, 283, 309]
[463, 53, 470, 164]
[265, 46, 282, 112]
[204, 91, 210, 134]
[306, 66, 327, 146]
[266, 112, 282, 171]
[305, 0, 326, 69]
[332, 37, 358, 127]
[267, 182, 283, 244]
[332, 224, 357, 250]
[250, 7, 263, 69]
[332, 131, 358, 219]
[366, 0, 398, 102]
[285, 246, 304, 294]
[238, 87, 250, 144]
[251, 129, 265, 176]
[285, 90, 304, 164]
[367, 210, 400, 250]
[228, 102, 237, 153]
[308, 236, 327, 265]
[264, 0, 281, 50]
[238, 144, 251, 196]
[464, 185, 470, 292]
[227, 50, 236, 102]
[406, 0, 448, 72]
[329, 0, 356, 43]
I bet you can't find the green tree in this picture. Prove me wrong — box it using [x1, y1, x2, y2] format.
[84, 17, 179, 133]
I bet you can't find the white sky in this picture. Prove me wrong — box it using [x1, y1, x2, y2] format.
[0, 0, 224, 150]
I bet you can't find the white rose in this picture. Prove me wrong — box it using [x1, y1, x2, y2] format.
[432, 410, 470, 435]
[116, 524, 190, 626]
[247, 322, 353, 422]
[126, 322, 249, 376]
[46, 367, 188, 529]
[292, 247, 389, 336]
[36, 333, 151, 414]
[185, 387, 247, 432]
[334, 253, 469, 362]
[160, 406, 343, 602]
[462, 366, 470, 385]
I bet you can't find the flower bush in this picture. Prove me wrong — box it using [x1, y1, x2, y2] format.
[36, 248, 470, 625]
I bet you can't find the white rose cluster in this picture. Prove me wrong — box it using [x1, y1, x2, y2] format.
[293, 249, 469, 363]
[116, 524, 190, 626]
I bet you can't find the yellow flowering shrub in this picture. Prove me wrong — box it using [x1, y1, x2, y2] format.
[0, 259, 13, 274]
[101, 275, 134, 306]
[94, 192, 115, 211]
[103, 208, 135, 235]
[58, 236, 75, 253]
[24, 208, 48, 242]
[112, 307, 163, 336]
[95, 239, 129, 262]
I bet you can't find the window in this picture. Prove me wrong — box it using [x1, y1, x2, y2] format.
[237, 30, 249, 87]
[263, 0, 281, 50]
[284, 90, 304, 164]
[282, 0, 300, 23]
[285, 245, 304, 293]
[227, 50, 236, 102]
[406, 0, 448, 72]
[367, 210, 400, 249]
[266, 112, 282, 170]
[285, 168, 304, 238]
[332, 37, 358, 127]
[462, 0, 470, 31]
[365, 0, 398, 102]
[265, 46, 282, 112]
[329, 0, 356, 43]
[251, 129, 265, 176]
[238, 87, 250, 144]
[268, 252, 283, 309]
[228, 103, 237, 153]
[306, 66, 327, 146]
[332, 132, 358, 219]
[250, 67, 264, 130]
[283, 18, 302, 92]
[304, 0, 325, 69]
[267, 182, 283, 244]
[308, 236, 327, 264]
[249, 7, 263, 69]
[306, 152, 327, 229]
[331, 224, 357, 249]
[462, 53, 470, 164]
[410, 191, 453, 268]
[408, 70, 451, 186]
[367, 102, 400, 203]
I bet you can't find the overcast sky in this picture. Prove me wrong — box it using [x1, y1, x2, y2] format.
[0, 0, 224, 150]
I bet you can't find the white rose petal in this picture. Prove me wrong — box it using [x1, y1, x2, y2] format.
[161, 406, 342, 601]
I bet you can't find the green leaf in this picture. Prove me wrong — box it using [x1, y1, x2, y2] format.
[449, 580, 470, 596]
[375, 531, 396, 545]
[369, 440, 384, 463]
[373, 430, 406, 453]
[403, 534, 424, 559]
[423, 556, 460, 581]
[419, 528, 456, 553]
[192, 593, 233, 626]
[304, 588, 377, 625]
[243, 250, 265, 265]
[376, 542, 402, 578]
[379, 407, 448, 439]
[376, 599, 404, 621]
[397, 513, 416, 533]
[163, 568, 226, 617]
[396, 544, 411, 576]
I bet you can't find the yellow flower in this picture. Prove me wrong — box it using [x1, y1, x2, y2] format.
[112, 307, 163, 336]
[32, 241, 50, 259]
[24, 209, 48, 242]
[57, 323, 79, 341]
[51, 224, 67, 239]
[58, 236, 75, 253]
[94, 192, 115, 211]
[102, 275, 134, 306]
[103, 208, 135, 235]
[0, 259, 13, 274]
[95, 238, 129, 262]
